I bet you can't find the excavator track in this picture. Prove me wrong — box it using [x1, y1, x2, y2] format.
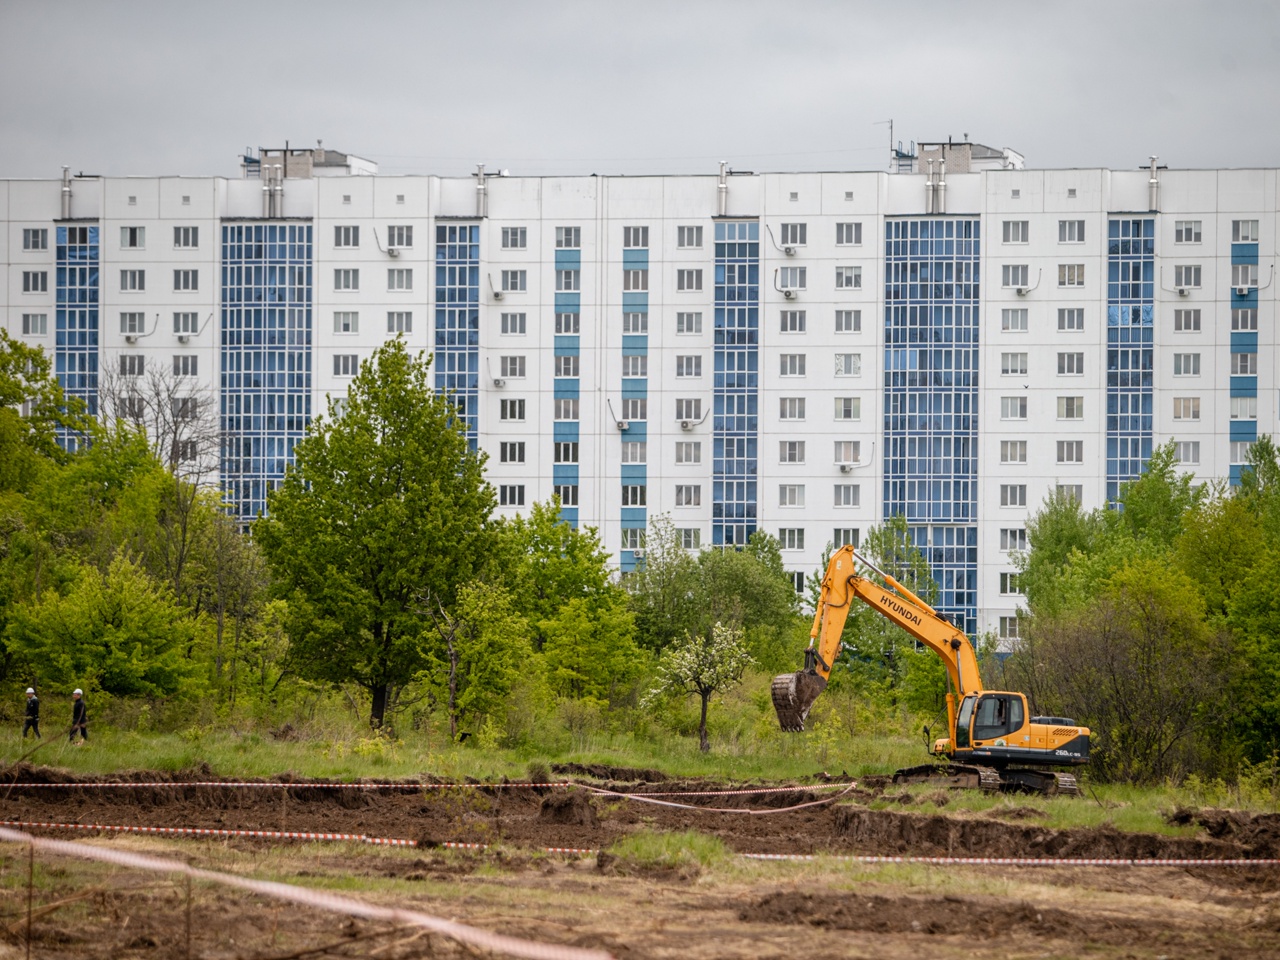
[892, 763, 1002, 793]
[997, 768, 1080, 796]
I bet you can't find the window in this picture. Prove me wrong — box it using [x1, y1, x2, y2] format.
[780, 223, 807, 246]
[1001, 440, 1027, 464]
[1172, 397, 1200, 420]
[499, 485, 525, 507]
[501, 269, 526, 292]
[500, 355, 527, 378]
[1001, 484, 1027, 507]
[676, 355, 702, 378]
[779, 484, 805, 507]
[1231, 396, 1258, 420]
[65, 226, 87, 243]
[555, 355, 580, 377]
[679, 528, 701, 549]
[1000, 572, 1023, 595]
[173, 269, 199, 292]
[1175, 220, 1202, 243]
[1173, 353, 1200, 376]
[173, 355, 198, 377]
[120, 312, 145, 334]
[999, 617, 1021, 640]
[555, 484, 579, 506]
[557, 312, 582, 334]
[1232, 308, 1257, 331]
[779, 441, 806, 464]
[1002, 308, 1028, 332]
[21, 313, 47, 335]
[780, 354, 805, 377]
[1231, 441, 1255, 465]
[779, 266, 806, 290]
[1058, 264, 1085, 287]
[677, 225, 703, 248]
[779, 528, 805, 550]
[835, 309, 861, 333]
[388, 225, 413, 248]
[119, 269, 144, 292]
[387, 268, 412, 291]
[677, 269, 703, 291]
[1059, 220, 1085, 243]
[334, 354, 359, 376]
[1174, 309, 1201, 332]
[387, 311, 412, 333]
[555, 226, 581, 249]
[555, 442, 580, 463]
[120, 355, 145, 377]
[622, 312, 647, 334]
[622, 485, 647, 507]
[836, 222, 862, 245]
[121, 226, 145, 249]
[22, 228, 48, 251]
[621, 529, 645, 550]
[172, 439, 198, 463]
[1232, 352, 1258, 375]
[1001, 397, 1028, 420]
[501, 227, 526, 249]
[1057, 396, 1084, 419]
[500, 399, 526, 421]
[335, 269, 359, 290]
[835, 266, 861, 289]
[1058, 352, 1085, 375]
[835, 353, 861, 376]
[334, 311, 358, 334]
[1000, 528, 1027, 552]
[834, 397, 861, 420]
[555, 269, 580, 292]
[675, 441, 701, 464]
[676, 398, 702, 420]
[675, 485, 701, 507]
[1174, 441, 1201, 465]
[334, 225, 359, 248]
[780, 310, 806, 333]
[501, 312, 527, 335]
[623, 226, 649, 248]
[675, 313, 706, 335]
[623, 269, 648, 291]
[1002, 221, 1028, 243]
[1066, 188, 1077, 198]
[833, 528, 860, 549]
[622, 398, 647, 421]
[1233, 220, 1260, 243]
[833, 484, 860, 507]
[554, 398, 579, 420]
[623, 355, 647, 377]
[1002, 352, 1028, 376]
[1232, 264, 1259, 288]
[779, 397, 806, 420]
[1057, 440, 1084, 463]
[834, 440, 860, 464]
[1002, 264, 1029, 288]
[622, 441, 647, 464]
[1174, 265, 1202, 288]
[171, 397, 199, 421]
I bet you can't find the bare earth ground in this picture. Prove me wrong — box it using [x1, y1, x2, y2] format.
[0, 763, 1276, 959]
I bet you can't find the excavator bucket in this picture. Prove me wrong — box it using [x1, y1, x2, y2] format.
[771, 669, 827, 732]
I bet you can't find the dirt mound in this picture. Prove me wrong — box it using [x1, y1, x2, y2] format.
[539, 790, 599, 826]
[552, 762, 667, 783]
[1167, 808, 1280, 858]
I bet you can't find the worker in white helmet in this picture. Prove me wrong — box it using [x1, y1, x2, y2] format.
[69, 689, 87, 744]
[22, 687, 40, 739]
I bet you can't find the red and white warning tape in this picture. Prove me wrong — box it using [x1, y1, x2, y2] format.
[579, 781, 860, 814]
[0, 825, 613, 960]
[4, 780, 574, 790]
[741, 852, 1280, 867]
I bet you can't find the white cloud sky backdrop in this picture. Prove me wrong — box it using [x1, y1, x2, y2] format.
[3, 0, 1279, 179]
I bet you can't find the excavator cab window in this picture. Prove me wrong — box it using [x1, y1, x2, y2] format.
[954, 695, 976, 748]
[973, 694, 1024, 742]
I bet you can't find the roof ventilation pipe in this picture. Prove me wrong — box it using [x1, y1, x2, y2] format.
[936, 158, 947, 215]
[1148, 155, 1160, 212]
[924, 159, 935, 215]
[60, 166, 71, 219]
[717, 160, 728, 216]
[476, 164, 487, 218]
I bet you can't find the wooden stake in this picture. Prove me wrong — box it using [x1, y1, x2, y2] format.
[25, 841, 34, 960]
[184, 869, 192, 959]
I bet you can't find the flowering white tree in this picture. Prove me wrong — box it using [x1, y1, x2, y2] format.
[646, 621, 753, 752]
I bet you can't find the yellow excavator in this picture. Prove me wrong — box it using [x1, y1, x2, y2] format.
[772, 545, 1089, 795]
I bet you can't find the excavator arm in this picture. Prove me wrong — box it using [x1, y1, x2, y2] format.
[772, 544, 982, 731]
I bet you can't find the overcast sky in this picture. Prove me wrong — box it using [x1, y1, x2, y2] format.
[3, 0, 1279, 180]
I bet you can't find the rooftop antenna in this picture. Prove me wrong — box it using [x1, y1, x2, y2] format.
[874, 119, 893, 171]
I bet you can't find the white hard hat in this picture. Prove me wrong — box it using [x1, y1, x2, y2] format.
[25, 688, 34, 695]
[73, 689, 83, 696]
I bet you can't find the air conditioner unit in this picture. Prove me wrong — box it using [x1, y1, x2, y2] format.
[839, 463, 855, 474]
[783, 289, 796, 300]
[1015, 287, 1028, 297]
[124, 334, 138, 344]
[387, 247, 400, 258]
[493, 289, 504, 300]
[783, 245, 796, 256]
[632, 548, 646, 558]
[177, 334, 190, 344]
[616, 420, 629, 431]
[1177, 287, 1189, 297]
[680, 419, 692, 431]
[1236, 286, 1250, 297]
[492, 378, 506, 387]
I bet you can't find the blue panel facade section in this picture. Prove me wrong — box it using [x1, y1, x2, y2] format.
[220, 222, 313, 525]
[1231, 332, 1259, 353]
[552, 465, 579, 485]
[712, 221, 760, 547]
[620, 509, 647, 525]
[621, 378, 648, 398]
[559, 507, 579, 525]
[554, 378, 580, 398]
[1230, 465, 1246, 484]
[553, 422, 579, 442]
[882, 217, 980, 636]
[622, 422, 647, 440]
[620, 465, 647, 483]
[1231, 377, 1258, 397]
[622, 249, 649, 269]
[54, 224, 99, 450]
[554, 336, 580, 355]
[434, 223, 480, 444]
[1233, 289, 1259, 307]
[619, 551, 639, 573]
[622, 292, 649, 311]
[1231, 420, 1259, 442]
[1105, 218, 1155, 505]
[1232, 243, 1259, 265]
[621, 335, 649, 354]
[554, 250, 581, 270]
[554, 293, 580, 312]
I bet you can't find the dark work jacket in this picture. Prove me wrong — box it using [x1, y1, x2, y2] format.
[25, 696, 38, 720]
[71, 699, 86, 726]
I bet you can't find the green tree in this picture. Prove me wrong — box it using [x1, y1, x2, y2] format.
[645, 621, 753, 752]
[541, 594, 643, 702]
[0, 328, 93, 483]
[1111, 441, 1204, 547]
[623, 514, 699, 653]
[256, 340, 495, 728]
[1226, 547, 1280, 762]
